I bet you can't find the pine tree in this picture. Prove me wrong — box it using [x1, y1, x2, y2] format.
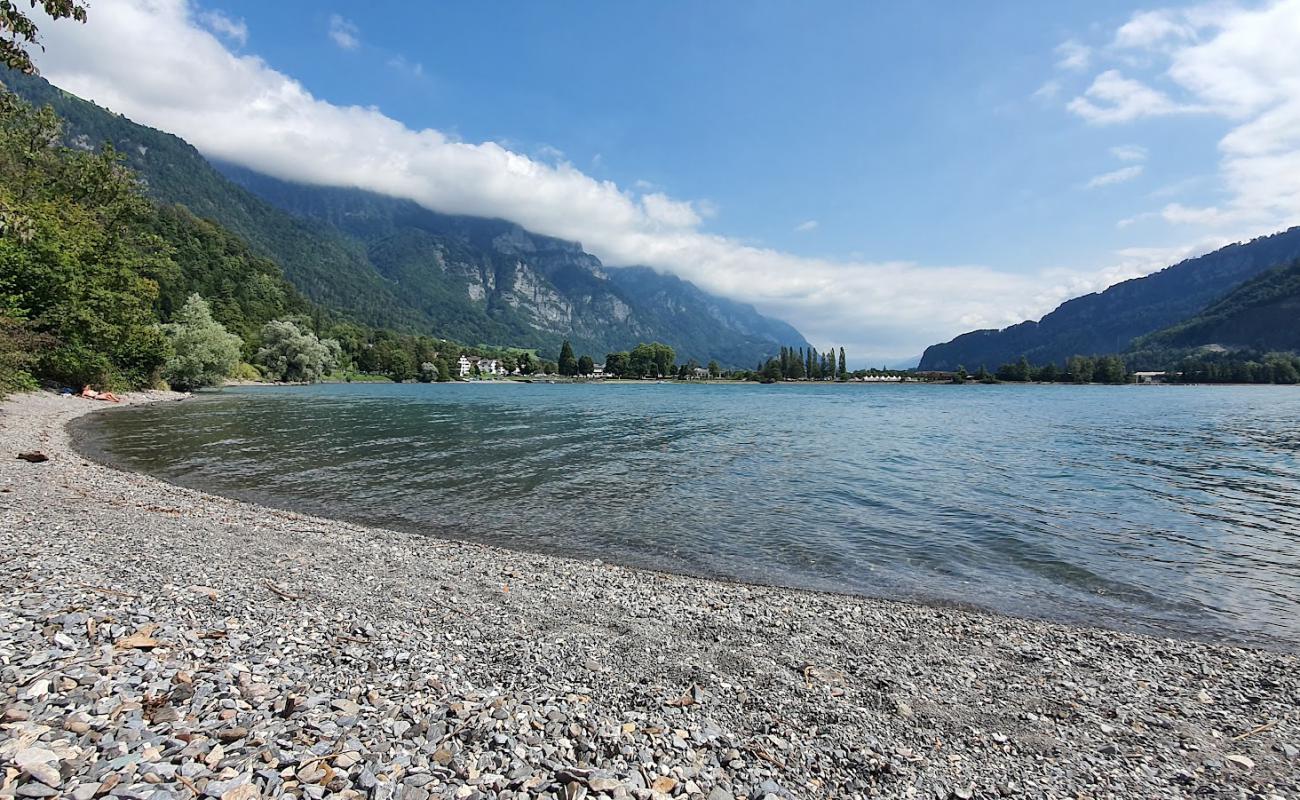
[558, 340, 577, 376]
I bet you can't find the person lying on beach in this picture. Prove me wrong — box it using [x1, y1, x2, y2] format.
[81, 385, 121, 402]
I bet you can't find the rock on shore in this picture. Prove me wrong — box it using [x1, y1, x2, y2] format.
[1, 390, 1297, 799]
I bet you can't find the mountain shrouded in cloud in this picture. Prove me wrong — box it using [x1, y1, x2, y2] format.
[28, 0, 1158, 363]
[30, 1, 1300, 361]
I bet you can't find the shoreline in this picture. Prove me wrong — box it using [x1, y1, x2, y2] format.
[2, 390, 1298, 799]
[66, 394, 1285, 655]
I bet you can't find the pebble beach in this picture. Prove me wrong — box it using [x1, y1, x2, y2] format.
[1, 390, 1297, 800]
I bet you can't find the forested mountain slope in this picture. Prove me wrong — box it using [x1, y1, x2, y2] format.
[6, 69, 806, 365]
[919, 227, 1300, 370]
[1132, 259, 1300, 354]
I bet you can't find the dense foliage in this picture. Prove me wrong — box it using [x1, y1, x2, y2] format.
[1169, 352, 1300, 385]
[0, 97, 173, 388]
[254, 320, 341, 383]
[749, 345, 851, 383]
[603, 342, 676, 379]
[1131, 259, 1300, 357]
[162, 294, 242, 391]
[0, 88, 341, 391]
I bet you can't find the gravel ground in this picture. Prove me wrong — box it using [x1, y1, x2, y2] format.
[1, 390, 1297, 800]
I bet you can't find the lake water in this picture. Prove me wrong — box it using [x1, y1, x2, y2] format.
[76, 382, 1300, 648]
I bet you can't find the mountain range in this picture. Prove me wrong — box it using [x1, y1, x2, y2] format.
[4, 69, 807, 366]
[919, 227, 1300, 371]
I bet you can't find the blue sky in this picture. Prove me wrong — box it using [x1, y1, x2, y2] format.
[226, 1, 1193, 268]
[36, 1, 1300, 362]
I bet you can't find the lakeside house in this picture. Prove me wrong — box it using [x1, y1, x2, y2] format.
[1134, 371, 1170, 384]
[457, 355, 504, 378]
[592, 364, 606, 378]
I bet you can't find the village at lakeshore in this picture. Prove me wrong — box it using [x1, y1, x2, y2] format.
[2, 387, 1298, 800]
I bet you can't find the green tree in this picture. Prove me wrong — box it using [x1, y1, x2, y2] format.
[628, 342, 674, 378]
[952, 365, 968, 383]
[436, 357, 451, 382]
[605, 351, 628, 378]
[708, 359, 721, 378]
[1067, 355, 1095, 384]
[838, 347, 847, 380]
[1, 97, 172, 388]
[558, 339, 578, 376]
[1, 1, 88, 76]
[787, 347, 805, 380]
[254, 319, 339, 382]
[161, 294, 242, 391]
[518, 351, 536, 375]
[1094, 355, 1128, 384]
[577, 354, 594, 375]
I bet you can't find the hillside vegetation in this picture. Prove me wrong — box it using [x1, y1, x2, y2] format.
[4, 69, 806, 367]
[919, 227, 1300, 370]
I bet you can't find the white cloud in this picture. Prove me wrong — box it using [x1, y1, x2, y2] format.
[1086, 164, 1144, 188]
[1114, 9, 1202, 49]
[794, 220, 818, 233]
[1066, 69, 1198, 124]
[1110, 144, 1148, 161]
[1076, 0, 1300, 238]
[1055, 39, 1092, 71]
[1032, 79, 1061, 102]
[385, 54, 423, 78]
[328, 14, 359, 50]
[33, 0, 1185, 360]
[198, 9, 245, 46]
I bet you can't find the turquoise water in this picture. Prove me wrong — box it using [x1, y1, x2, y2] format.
[78, 382, 1300, 648]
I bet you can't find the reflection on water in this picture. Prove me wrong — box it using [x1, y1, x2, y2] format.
[75, 382, 1300, 648]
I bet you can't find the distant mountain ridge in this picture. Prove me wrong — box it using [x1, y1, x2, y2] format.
[4, 69, 808, 366]
[215, 164, 809, 363]
[918, 227, 1300, 370]
[1132, 258, 1300, 355]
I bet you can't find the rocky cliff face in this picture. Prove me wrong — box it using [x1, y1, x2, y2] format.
[215, 164, 809, 363]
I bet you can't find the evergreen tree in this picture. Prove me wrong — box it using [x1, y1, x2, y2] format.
[788, 347, 805, 379]
[577, 354, 594, 375]
[558, 339, 578, 376]
[806, 348, 814, 380]
[838, 347, 847, 380]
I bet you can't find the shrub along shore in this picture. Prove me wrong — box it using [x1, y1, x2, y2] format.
[1, 391, 1298, 799]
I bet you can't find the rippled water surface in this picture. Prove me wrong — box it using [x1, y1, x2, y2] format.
[77, 382, 1300, 647]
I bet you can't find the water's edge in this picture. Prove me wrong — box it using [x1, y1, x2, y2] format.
[66, 394, 1291, 653]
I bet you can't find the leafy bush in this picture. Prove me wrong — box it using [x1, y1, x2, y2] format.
[254, 319, 340, 382]
[162, 294, 242, 390]
[230, 361, 262, 381]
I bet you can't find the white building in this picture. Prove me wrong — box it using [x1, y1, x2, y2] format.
[457, 355, 504, 378]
